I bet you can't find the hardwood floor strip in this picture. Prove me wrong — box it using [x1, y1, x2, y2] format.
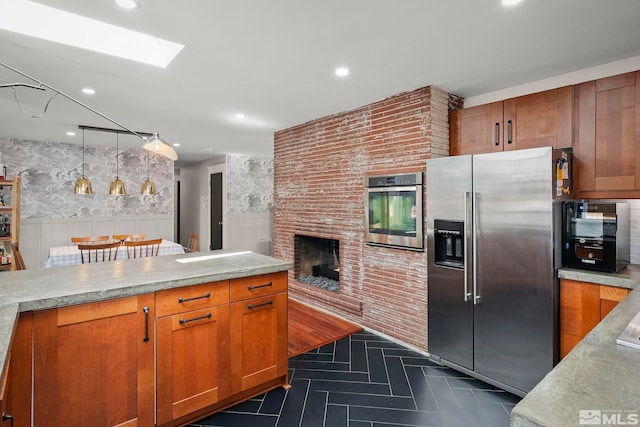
[288, 298, 363, 358]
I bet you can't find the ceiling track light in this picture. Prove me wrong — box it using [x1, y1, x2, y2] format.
[0, 61, 178, 161]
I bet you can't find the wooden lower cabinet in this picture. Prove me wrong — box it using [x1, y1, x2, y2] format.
[155, 281, 230, 426]
[230, 292, 288, 394]
[560, 279, 630, 358]
[8, 271, 289, 426]
[33, 294, 155, 427]
[4, 313, 32, 427]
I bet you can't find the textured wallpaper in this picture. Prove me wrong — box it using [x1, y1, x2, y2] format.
[0, 138, 174, 218]
[226, 155, 273, 215]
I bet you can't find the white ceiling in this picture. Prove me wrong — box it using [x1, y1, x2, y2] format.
[1, 0, 640, 167]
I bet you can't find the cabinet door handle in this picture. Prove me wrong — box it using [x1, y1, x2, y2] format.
[2, 413, 14, 427]
[178, 292, 211, 303]
[248, 300, 273, 310]
[494, 123, 500, 146]
[179, 312, 212, 325]
[247, 281, 272, 291]
[507, 120, 512, 144]
[143, 306, 150, 342]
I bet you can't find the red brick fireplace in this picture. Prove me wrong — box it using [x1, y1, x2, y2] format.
[273, 85, 461, 351]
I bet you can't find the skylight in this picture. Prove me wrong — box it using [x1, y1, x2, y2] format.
[0, 0, 183, 68]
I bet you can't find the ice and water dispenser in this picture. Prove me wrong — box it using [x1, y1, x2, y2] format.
[433, 219, 464, 269]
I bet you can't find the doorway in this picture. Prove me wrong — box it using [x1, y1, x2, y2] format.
[209, 166, 224, 250]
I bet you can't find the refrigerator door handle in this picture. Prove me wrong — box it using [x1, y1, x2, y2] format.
[464, 191, 472, 302]
[472, 191, 481, 305]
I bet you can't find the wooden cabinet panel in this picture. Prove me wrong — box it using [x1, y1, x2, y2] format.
[33, 295, 154, 427]
[574, 71, 640, 198]
[4, 313, 32, 427]
[156, 280, 228, 317]
[230, 292, 288, 394]
[451, 87, 572, 156]
[503, 86, 572, 150]
[156, 305, 230, 425]
[230, 271, 288, 302]
[560, 279, 600, 359]
[560, 279, 631, 359]
[450, 102, 503, 155]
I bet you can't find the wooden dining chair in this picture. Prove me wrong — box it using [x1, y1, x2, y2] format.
[113, 233, 146, 242]
[71, 235, 110, 245]
[10, 242, 26, 271]
[78, 241, 121, 263]
[184, 233, 199, 252]
[124, 238, 162, 259]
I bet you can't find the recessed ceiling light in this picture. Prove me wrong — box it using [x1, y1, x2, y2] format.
[66, 131, 76, 136]
[502, 0, 523, 6]
[235, 113, 245, 119]
[172, 143, 180, 147]
[335, 67, 350, 77]
[82, 88, 95, 95]
[0, 0, 183, 68]
[115, 0, 140, 10]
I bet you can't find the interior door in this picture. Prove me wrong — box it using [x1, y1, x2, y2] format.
[210, 172, 223, 250]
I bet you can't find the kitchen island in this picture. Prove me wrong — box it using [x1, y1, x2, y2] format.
[0, 250, 293, 427]
[511, 266, 640, 426]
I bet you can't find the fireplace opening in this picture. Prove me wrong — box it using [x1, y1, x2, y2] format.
[294, 235, 340, 292]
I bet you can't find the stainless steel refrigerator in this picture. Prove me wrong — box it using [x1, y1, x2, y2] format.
[426, 146, 572, 396]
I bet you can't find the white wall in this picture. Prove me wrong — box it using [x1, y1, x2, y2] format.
[464, 55, 640, 107]
[23, 215, 173, 269]
[177, 154, 273, 256]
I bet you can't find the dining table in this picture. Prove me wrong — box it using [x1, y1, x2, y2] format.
[43, 239, 185, 268]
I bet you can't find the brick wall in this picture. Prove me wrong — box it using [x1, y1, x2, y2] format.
[273, 86, 461, 351]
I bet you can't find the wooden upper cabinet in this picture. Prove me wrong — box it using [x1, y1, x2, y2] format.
[450, 86, 572, 155]
[574, 71, 640, 198]
[450, 101, 503, 155]
[503, 86, 573, 151]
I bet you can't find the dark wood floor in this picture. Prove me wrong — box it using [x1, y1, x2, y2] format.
[287, 298, 363, 358]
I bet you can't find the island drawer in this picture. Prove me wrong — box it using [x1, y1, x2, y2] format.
[230, 271, 288, 302]
[156, 280, 229, 317]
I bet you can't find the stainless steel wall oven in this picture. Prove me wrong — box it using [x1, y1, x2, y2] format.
[365, 171, 423, 250]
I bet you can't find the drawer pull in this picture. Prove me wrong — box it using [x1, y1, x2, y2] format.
[2, 413, 14, 427]
[179, 312, 212, 325]
[247, 281, 272, 291]
[143, 306, 150, 342]
[178, 292, 211, 303]
[248, 300, 273, 310]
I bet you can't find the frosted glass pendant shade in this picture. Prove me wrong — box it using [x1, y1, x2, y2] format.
[140, 179, 155, 195]
[74, 176, 92, 194]
[109, 178, 126, 195]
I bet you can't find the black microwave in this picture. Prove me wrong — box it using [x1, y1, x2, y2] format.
[562, 201, 630, 272]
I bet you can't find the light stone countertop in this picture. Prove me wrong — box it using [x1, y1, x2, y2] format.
[0, 251, 293, 392]
[511, 266, 640, 426]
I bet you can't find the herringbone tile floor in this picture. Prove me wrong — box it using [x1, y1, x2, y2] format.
[190, 331, 521, 427]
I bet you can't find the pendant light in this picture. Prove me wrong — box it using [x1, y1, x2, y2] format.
[143, 133, 178, 161]
[140, 149, 156, 195]
[109, 132, 126, 195]
[74, 128, 93, 194]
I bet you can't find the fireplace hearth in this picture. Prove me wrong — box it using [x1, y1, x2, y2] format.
[295, 235, 340, 292]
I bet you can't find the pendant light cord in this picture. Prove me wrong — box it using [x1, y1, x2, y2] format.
[116, 132, 119, 179]
[82, 128, 86, 177]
